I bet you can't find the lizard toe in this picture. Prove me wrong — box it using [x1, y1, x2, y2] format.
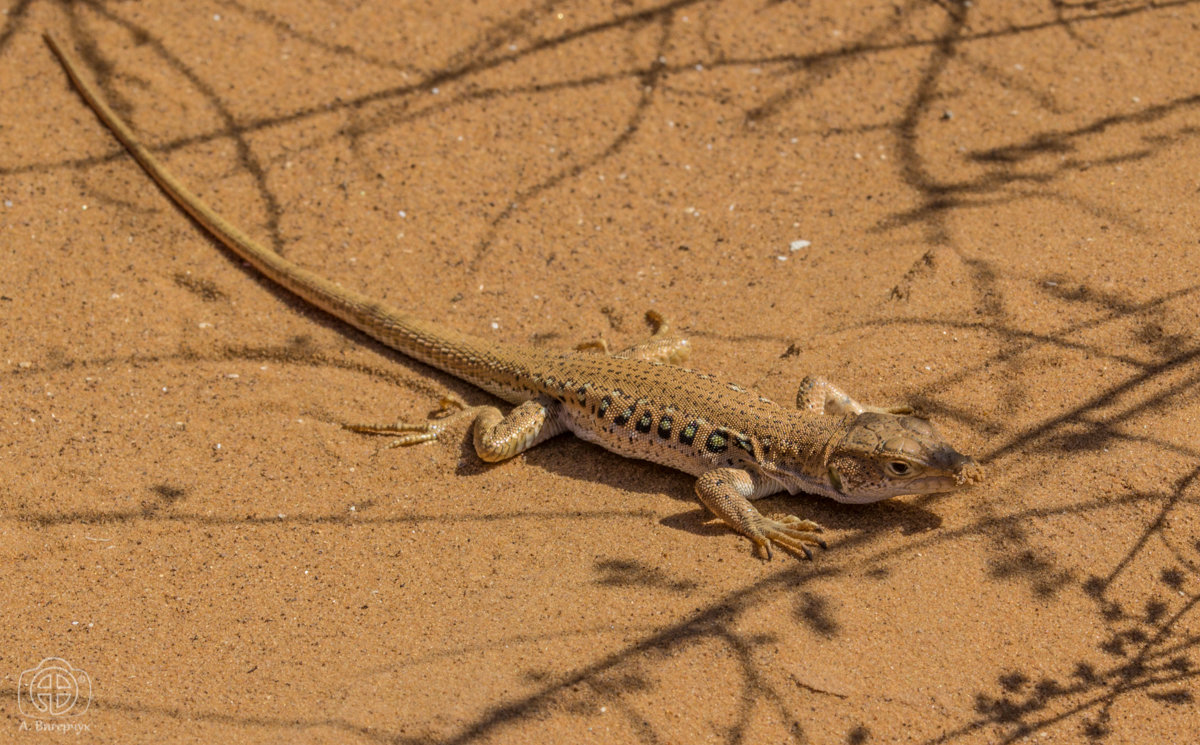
[763, 517, 826, 560]
[776, 515, 823, 532]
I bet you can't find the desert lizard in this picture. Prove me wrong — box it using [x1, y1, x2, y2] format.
[45, 34, 982, 559]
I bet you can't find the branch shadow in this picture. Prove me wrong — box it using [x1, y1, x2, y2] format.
[924, 467, 1200, 744]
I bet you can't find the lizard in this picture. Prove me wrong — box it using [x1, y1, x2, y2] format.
[45, 33, 983, 560]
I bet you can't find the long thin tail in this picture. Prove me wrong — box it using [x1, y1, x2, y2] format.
[44, 33, 406, 332]
[44, 33, 515, 392]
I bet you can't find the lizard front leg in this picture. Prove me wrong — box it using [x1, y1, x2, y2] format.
[795, 375, 913, 416]
[348, 397, 567, 462]
[694, 468, 826, 560]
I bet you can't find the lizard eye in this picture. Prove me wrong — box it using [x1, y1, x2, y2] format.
[886, 461, 911, 476]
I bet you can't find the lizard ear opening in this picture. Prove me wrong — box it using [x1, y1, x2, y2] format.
[827, 465, 844, 494]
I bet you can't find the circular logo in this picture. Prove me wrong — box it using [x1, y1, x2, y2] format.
[28, 663, 79, 716]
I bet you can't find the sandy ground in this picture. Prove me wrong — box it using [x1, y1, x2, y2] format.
[3, 1, 1199, 743]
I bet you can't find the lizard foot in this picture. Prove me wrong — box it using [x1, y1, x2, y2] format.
[755, 515, 827, 561]
[695, 468, 825, 561]
[344, 396, 474, 450]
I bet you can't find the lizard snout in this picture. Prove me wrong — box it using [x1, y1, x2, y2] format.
[949, 452, 984, 486]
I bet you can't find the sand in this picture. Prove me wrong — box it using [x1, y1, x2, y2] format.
[3, 1, 1199, 742]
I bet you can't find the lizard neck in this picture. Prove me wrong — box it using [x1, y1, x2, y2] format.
[815, 415, 854, 481]
[752, 412, 850, 498]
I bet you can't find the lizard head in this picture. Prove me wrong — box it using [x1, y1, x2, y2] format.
[818, 412, 983, 504]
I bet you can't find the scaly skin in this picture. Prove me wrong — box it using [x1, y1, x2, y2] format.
[46, 33, 983, 559]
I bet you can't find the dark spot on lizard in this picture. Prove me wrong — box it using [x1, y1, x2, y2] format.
[680, 421, 699, 446]
[636, 412, 653, 433]
[706, 430, 729, 454]
[657, 415, 673, 439]
[614, 405, 635, 427]
[598, 396, 611, 418]
[734, 434, 754, 454]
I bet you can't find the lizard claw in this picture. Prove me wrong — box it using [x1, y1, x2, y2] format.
[343, 420, 443, 452]
[758, 515, 826, 560]
[431, 395, 468, 417]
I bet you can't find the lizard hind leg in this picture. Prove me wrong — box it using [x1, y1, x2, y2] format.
[468, 397, 568, 462]
[346, 396, 567, 462]
[795, 375, 913, 416]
